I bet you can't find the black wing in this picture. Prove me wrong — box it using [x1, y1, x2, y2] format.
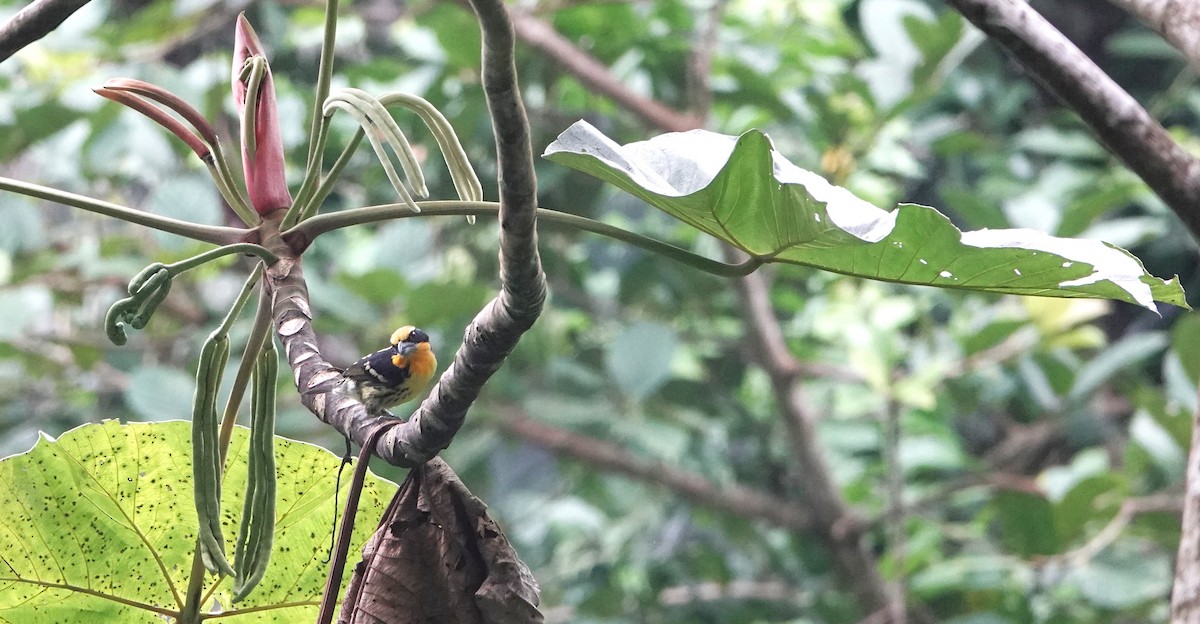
[341, 346, 413, 387]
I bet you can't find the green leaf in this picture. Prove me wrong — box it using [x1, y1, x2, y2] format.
[993, 488, 1061, 557]
[1163, 351, 1199, 414]
[1066, 541, 1172, 609]
[1129, 410, 1186, 478]
[961, 318, 1026, 357]
[1054, 474, 1122, 545]
[0, 420, 396, 621]
[898, 435, 965, 474]
[910, 555, 1019, 598]
[903, 11, 967, 88]
[543, 121, 1187, 313]
[407, 280, 492, 329]
[1172, 312, 1200, 383]
[604, 321, 677, 401]
[1065, 332, 1168, 403]
[905, 12, 963, 62]
[1133, 386, 1192, 449]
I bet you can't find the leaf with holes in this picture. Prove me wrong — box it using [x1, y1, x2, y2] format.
[544, 121, 1187, 313]
[0, 419, 396, 622]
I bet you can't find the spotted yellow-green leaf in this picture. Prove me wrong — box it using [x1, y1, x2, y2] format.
[0, 419, 396, 622]
[544, 121, 1187, 313]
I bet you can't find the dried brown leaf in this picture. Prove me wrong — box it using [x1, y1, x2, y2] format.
[338, 459, 542, 624]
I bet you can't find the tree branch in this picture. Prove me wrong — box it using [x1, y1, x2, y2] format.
[658, 579, 804, 607]
[1106, 0, 1200, 69]
[943, 0, 1200, 242]
[378, 0, 547, 462]
[491, 406, 814, 532]
[268, 0, 546, 467]
[509, 8, 701, 133]
[0, 0, 90, 62]
[1052, 493, 1181, 569]
[730, 260, 899, 618]
[685, 0, 727, 118]
[1173, 385, 1200, 622]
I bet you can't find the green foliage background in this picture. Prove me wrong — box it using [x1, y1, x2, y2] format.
[0, 0, 1196, 622]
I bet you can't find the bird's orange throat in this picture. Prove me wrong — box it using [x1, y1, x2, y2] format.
[392, 343, 437, 380]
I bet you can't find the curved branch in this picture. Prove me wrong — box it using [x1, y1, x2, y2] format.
[266, 248, 410, 460]
[944, 0, 1200, 242]
[268, 0, 546, 467]
[0, 176, 246, 245]
[365, 0, 548, 465]
[0, 0, 90, 62]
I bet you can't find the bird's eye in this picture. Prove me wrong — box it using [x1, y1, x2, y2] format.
[390, 325, 416, 345]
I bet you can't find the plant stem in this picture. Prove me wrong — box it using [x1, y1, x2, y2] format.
[167, 244, 278, 275]
[299, 129, 365, 223]
[283, 0, 341, 229]
[0, 176, 245, 245]
[239, 57, 265, 163]
[882, 393, 907, 622]
[178, 546, 207, 624]
[285, 119, 332, 228]
[206, 158, 258, 227]
[219, 285, 274, 461]
[307, 0, 339, 165]
[209, 143, 258, 226]
[285, 201, 763, 277]
[214, 265, 263, 340]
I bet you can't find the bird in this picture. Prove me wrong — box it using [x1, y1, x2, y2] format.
[336, 325, 437, 414]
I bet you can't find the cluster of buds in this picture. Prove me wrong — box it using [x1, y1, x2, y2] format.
[95, 14, 290, 222]
[94, 13, 482, 230]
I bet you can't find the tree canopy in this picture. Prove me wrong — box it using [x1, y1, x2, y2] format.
[0, 0, 1196, 622]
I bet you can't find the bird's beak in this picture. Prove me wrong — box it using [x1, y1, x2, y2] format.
[397, 342, 420, 357]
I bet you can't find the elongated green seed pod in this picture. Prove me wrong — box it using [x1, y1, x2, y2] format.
[233, 339, 278, 601]
[192, 331, 236, 577]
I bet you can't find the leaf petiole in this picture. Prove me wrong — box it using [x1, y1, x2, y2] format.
[286, 200, 763, 277]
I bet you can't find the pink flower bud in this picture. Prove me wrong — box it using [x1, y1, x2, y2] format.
[233, 14, 292, 215]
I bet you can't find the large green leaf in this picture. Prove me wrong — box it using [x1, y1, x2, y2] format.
[0, 420, 397, 622]
[543, 121, 1187, 313]
[993, 488, 1061, 557]
[1066, 540, 1173, 609]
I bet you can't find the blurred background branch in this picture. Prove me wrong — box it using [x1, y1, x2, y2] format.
[0, 0, 89, 61]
